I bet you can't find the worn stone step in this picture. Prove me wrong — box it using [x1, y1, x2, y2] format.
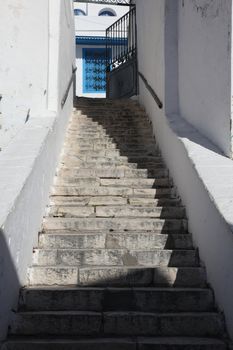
[9, 311, 101, 336]
[95, 206, 185, 219]
[68, 128, 153, 136]
[71, 120, 151, 128]
[49, 206, 184, 219]
[39, 232, 193, 250]
[43, 218, 187, 233]
[61, 155, 130, 164]
[51, 186, 173, 198]
[65, 142, 118, 150]
[50, 196, 128, 206]
[128, 198, 181, 206]
[54, 177, 100, 187]
[2, 337, 227, 350]
[19, 287, 214, 312]
[60, 158, 164, 168]
[64, 149, 160, 159]
[75, 112, 147, 118]
[32, 248, 198, 267]
[100, 178, 171, 188]
[60, 162, 165, 171]
[9, 311, 223, 337]
[56, 177, 171, 188]
[49, 196, 180, 207]
[58, 167, 168, 178]
[61, 160, 146, 170]
[67, 135, 154, 143]
[28, 266, 206, 287]
[48, 206, 95, 218]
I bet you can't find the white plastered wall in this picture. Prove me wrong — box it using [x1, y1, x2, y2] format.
[135, 0, 233, 339]
[0, 1, 49, 150]
[0, 0, 75, 340]
[178, 0, 232, 157]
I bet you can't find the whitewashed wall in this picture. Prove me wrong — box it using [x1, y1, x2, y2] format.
[74, 2, 128, 17]
[135, 0, 233, 339]
[178, 0, 232, 157]
[0, 0, 75, 340]
[0, 0, 49, 150]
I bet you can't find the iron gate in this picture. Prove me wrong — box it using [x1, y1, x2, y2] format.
[106, 6, 137, 99]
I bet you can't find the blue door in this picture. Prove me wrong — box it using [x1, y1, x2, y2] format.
[83, 48, 108, 93]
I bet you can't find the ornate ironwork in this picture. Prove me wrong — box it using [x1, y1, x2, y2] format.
[74, 0, 131, 6]
[106, 6, 136, 72]
[106, 6, 138, 98]
[83, 48, 108, 93]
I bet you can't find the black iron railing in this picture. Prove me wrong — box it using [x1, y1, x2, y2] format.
[61, 66, 77, 108]
[138, 72, 163, 109]
[106, 6, 136, 72]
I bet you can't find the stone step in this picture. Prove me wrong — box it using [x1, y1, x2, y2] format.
[9, 311, 224, 337]
[65, 137, 156, 147]
[75, 118, 148, 123]
[61, 155, 129, 164]
[100, 178, 172, 188]
[64, 142, 118, 150]
[55, 177, 171, 188]
[75, 112, 147, 118]
[95, 206, 185, 219]
[62, 155, 164, 165]
[50, 196, 128, 206]
[54, 177, 100, 187]
[58, 167, 168, 178]
[128, 197, 181, 206]
[49, 196, 180, 207]
[28, 266, 206, 287]
[62, 162, 165, 171]
[61, 160, 164, 170]
[19, 287, 214, 312]
[43, 218, 187, 233]
[32, 248, 198, 267]
[60, 156, 164, 167]
[2, 337, 227, 350]
[49, 205, 185, 219]
[68, 124, 151, 130]
[63, 149, 160, 158]
[39, 232, 193, 250]
[48, 206, 185, 219]
[51, 186, 173, 198]
[66, 138, 155, 147]
[66, 143, 158, 152]
[68, 129, 153, 136]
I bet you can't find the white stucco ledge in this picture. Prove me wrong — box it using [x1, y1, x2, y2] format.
[0, 100, 72, 340]
[167, 113, 233, 234]
[0, 116, 55, 225]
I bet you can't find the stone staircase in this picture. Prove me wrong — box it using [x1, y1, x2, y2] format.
[3, 98, 229, 349]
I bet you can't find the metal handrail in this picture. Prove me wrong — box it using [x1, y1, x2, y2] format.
[61, 67, 77, 108]
[138, 71, 163, 109]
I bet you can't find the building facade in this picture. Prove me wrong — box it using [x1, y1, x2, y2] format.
[74, 1, 129, 97]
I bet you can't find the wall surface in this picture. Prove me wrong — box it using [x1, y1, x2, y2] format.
[0, 0, 49, 150]
[135, 0, 233, 339]
[178, 0, 232, 156]
[0, 0, 75, 340]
